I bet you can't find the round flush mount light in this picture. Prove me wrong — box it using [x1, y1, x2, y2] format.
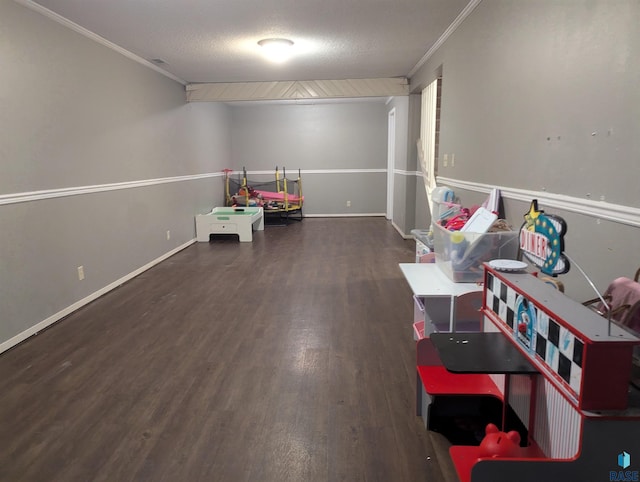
[257, 38, 294, 63]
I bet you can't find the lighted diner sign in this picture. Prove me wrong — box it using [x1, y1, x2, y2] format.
[519, 200, 569, 276]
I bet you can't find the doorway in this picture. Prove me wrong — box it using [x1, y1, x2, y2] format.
[387, 108, 396, 220]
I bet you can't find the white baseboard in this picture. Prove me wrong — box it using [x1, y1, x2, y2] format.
[303, 213, 386, 218]
[391, 220, 413, 239]
[0, 239, 196, 355]
[304, 214, 412, 238]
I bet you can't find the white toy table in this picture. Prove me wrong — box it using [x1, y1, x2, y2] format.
[400, 263, 482, 334]
[195, 207, 264, 242]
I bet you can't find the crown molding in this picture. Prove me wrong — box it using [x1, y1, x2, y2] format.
[407, 0, 483, 78]
[16, 0, 187, 85]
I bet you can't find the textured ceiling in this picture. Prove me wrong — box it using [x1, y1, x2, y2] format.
[26, 0, 471, 85]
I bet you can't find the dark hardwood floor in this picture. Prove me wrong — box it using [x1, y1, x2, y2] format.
[0, 218, 456, 482]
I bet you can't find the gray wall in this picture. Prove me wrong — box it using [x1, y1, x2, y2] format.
[409, 0, 640, 300]
[229, 102, 389, 215]
[0, 1, 231, 348]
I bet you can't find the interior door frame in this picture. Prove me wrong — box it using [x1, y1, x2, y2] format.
[386, 108, 396, 220]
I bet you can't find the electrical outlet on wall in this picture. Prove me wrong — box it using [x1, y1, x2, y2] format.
[451, 154, 455, 167]
[77, 266, 85, 280]
[443, 154, 448, 167]
[166, 230, 171, 240]
[346, 200, 351, 207]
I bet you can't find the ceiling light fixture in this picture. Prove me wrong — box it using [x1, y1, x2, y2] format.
[257, 38, 294, 63]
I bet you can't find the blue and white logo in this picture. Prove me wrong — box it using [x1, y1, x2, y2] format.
[610, 451, 639, 481]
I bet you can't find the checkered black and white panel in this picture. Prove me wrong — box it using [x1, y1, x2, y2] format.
[485, 272, 585, 398]
[534, 310, 584, 396]
[485, 272, 517, 330]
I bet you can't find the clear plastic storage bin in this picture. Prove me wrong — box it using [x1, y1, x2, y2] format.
[410, 229, 434, 263]
[432, 222, 520, 283]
